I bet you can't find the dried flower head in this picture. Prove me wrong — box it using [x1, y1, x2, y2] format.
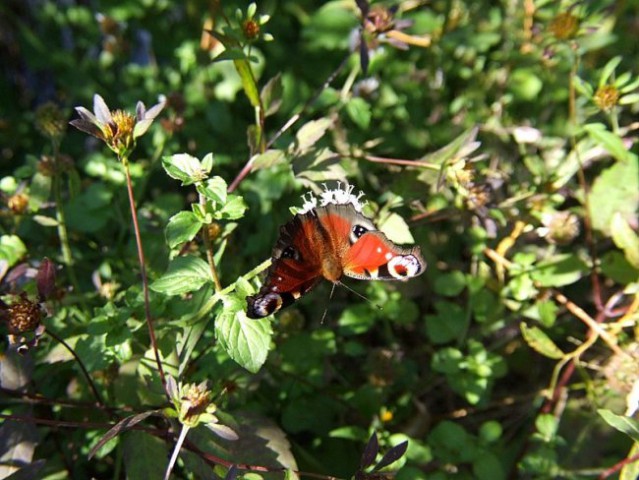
[1, 294, 44, 334]
[35, 102, 67, 141]
[1, 293, 47, 354]
[537, 210, 580, 245]
[70, 94, 165, 158]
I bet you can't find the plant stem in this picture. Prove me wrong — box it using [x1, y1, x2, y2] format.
[122, 157, 167, 392]
[164, 424, 190, 480]
[45, 328, 104, 406]
[227, 53, 351, 193]
[199, 192, 222, 292]
[52, 146, 85, 311]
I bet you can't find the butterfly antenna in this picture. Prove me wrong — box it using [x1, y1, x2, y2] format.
[320, 283, 337, 324]
[335, 281, 383, 311]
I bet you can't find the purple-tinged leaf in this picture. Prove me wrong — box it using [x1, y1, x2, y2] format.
[360, 432, 378, 469]
[372, 440, 408, 471]
[69, 119, 102, 139]
[224, 465, 238, 480]
[136, 101, 146, 121]
[88, 410, 161, 459]
[36, 258, 56, 300]
[355, 0, 370, 18]
[74, 106, 98, 123]
[359, 35, 370, 74]
[93, 94, 112, 124]
[144, 99, 165, 120]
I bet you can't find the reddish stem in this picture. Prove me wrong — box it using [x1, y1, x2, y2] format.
[124, 162, 167, 393]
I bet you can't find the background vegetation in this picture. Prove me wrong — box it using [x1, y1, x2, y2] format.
[1, 0, 638, 479]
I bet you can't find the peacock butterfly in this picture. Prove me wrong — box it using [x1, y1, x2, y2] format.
[246, 183, 426, 319]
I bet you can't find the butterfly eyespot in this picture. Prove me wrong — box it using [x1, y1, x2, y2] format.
[350, 224, 369, 243]
[281, 246, 300, 260]
[248, 292, 283, 318]
[387, 255, 423, 279]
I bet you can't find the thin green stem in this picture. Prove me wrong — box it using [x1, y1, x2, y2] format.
[122, 157, 167, 393]
[199, 192, 222, 292]
[52, 145, 85, 311]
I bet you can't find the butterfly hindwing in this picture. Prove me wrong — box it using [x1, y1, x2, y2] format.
[246, 214, 323, 319]
[344, 230, 425, 281]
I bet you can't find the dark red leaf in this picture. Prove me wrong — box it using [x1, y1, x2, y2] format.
[372, 440, 408, 471]
[36, 258, 56, 300]
[88, 410, 161, 459]
[355, 0, 370, 18]
[224, 465, 238, 480]
[360, 432, 379, 469]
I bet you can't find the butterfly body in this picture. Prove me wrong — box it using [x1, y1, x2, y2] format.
[246, 185, 425, 319]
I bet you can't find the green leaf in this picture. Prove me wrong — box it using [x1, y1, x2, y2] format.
[601, 251, 639, 284]
[212, 48, 250, 62]
[598, 409, 639, 443]
[598, 56, 622, 87]
[520, 323, 564, 359]
[150, 256, 213, 296]
[425, 301, 467, 344]
[122, 431, 168, 480]
[611, 213, 639, 269]
[218, 195, 247, 220]
[29, 172, 52, 211]
[345, 97, 372, 129]
[433, 271, 466, 297]
[166, 211, 203, 249]
[589, 156, 639, 235]
[295, 118, 333, 153]
[583, 123, 635, 163]
[251, 150, 286, 170]
[621, 442, 639, 480]
[234, 58, 260, 107]
[215, 294, 272, 373]
[261, 73, 283, 117]
[530, 253, 588, 287]
[162, 154, 209, 186]
[0, 235, 27, 267]
[535, 414, 558, 442]
[378, 213, 416, 244]
[197, 176, 228, 204]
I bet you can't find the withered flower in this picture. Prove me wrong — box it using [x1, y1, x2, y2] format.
[70, 94, 165, 158]
[1, 293, 46, 353]
[537, 210, 580, 245]
[355, 0, 430, 73]
[35, 102, 67, 141]
[1, 258, 56, 353]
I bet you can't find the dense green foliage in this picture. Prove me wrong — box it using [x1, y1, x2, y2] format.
[1, 0, 639, 479]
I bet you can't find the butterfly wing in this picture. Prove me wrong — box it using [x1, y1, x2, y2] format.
[315, 203, 426, 281]
[343, 229, 425, 281]
[246, 214, 324, 318]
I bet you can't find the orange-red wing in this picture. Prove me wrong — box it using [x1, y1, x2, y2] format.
[344, 231, 425, 281]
